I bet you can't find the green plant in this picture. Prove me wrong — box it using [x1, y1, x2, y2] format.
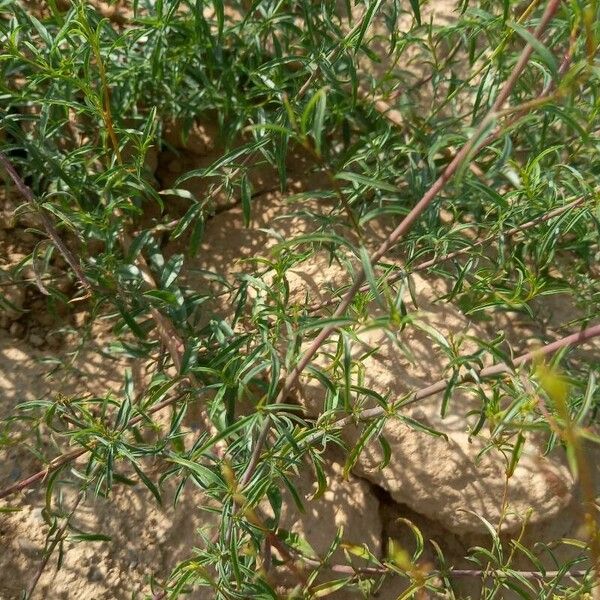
[0, 0, 599, 598]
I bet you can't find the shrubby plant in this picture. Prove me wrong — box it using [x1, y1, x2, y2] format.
[0, 0, 599, 598]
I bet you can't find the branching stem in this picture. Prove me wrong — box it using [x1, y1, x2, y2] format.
[238, 0, 564, 489]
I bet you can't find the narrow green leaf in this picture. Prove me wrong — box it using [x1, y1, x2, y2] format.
[358, 245, 381, 305]
[132, 463, 162, 505]
[161, 253, 184, 289]
[344, 418, 383, 478]
[241, 175, 252, 227]
[312, 578, 352, 597]
[409, 0, 421, 26]
[69, 533, 112, 543]
[335, 171, 398, 192]
[507, 21, 558, 76]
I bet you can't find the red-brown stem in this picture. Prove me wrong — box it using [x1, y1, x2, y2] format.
[2, 319, 598, 506]
[0, 152, 92, 295]
[0, 448, 86, 501]
[318, 563, 587, 580]
[310, 196, 586, 312]
[238, 0, 563, 488]
[331, 322, 600, 429]
[284, 548, 587, 579]
[309, 24, 578, 314]
[448, 569, 588, 580]
[0, 392, 185, 501]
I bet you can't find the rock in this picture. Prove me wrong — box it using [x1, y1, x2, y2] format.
[264, 447, 383, 598]
[28, 332, 45, 347]
[35, 310, 55, 327]
[187, 191, 577, 537]
[297, 291, 576, 535]
[45, 331, 62, 348]
[275, 448, 382, 560]
[9, 321, 24, 338]
[73, 311, 87, 328]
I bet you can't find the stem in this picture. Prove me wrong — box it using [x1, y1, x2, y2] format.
[0, 152, 92, 295]
[238, 0, 563, 488]
[449, 569, 589, 580]
[26, 494, 84, 599]
[325, 322, 600, 431]
[0, 391, 187, 501]
[309, 195, 586, 312]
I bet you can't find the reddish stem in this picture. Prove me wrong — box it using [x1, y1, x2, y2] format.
[238, 0, 563, 488]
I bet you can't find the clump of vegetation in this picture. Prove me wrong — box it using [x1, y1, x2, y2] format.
[1, 0, 599, 598]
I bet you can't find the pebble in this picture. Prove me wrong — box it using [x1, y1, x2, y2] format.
[28, 332, 44, 347]
[35, 310, 54, 327]
[9, 321, 24, 338]
[45, 332, 62, 348]
[87, 565, 106, 582]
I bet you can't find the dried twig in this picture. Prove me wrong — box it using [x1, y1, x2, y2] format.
[0, 152, 92, 295]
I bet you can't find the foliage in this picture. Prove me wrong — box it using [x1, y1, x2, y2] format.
[0, 0, 599, 598]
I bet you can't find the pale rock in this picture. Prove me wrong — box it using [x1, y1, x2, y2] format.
[183, 191, 578, 537]
[296, 296, 576, 535]
[270, 447, 381, 560]
[9, 321, 24, 338]
[180, 182, 596, 553]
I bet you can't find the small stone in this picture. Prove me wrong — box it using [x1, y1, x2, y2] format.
[35, 310, 54, 327]
[45, 332, 62, 348]
[87, 565, 105, 582]
[28, 332, 44, 347]
[9, 321, 24, 338]
[73, 311, 87, 328]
